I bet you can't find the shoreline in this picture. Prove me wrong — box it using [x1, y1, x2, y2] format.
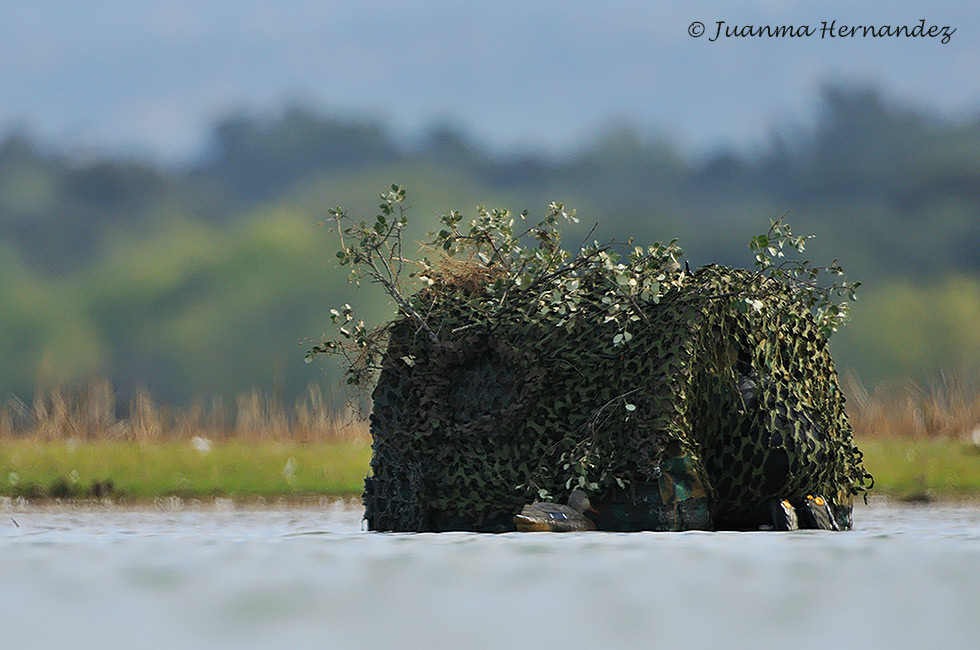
[0, 493, 977, 516]
[0, 494, 364, 514]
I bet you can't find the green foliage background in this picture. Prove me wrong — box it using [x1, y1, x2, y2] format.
[2, 83, 980, 404]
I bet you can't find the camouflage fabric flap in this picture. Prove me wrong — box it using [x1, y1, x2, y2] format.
[364, 264, 869, 532]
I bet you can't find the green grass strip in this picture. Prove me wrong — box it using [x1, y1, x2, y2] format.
[858, 438, 980, 499]
[0, 438, 978, 502]
[0, 440, 371, 500]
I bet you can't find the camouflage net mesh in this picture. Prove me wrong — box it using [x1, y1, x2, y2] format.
[364, 264, 870, 532]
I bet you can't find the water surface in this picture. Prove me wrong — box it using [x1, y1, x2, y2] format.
[1, 499, 978, 650]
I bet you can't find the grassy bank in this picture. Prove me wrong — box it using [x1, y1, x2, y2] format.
[0, 437, 976, 502]
[857, 438, 980, 500]
[0, 440, 371, 500]
[2, 379, 980, 502]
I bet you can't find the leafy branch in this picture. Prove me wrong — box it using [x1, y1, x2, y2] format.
[331, 184, 437, 344]
[744, 215, 860, 338]
[307, 186, 858, 390]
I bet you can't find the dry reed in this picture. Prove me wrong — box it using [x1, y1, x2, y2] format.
[6, 373, 978, 443]
[844, 372, 980, 440]
[0, 380, 370, 443]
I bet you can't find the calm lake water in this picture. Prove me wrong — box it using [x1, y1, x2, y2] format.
[1, 498, 978, 650]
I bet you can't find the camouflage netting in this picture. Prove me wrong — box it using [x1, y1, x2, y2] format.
[363, 264, 870, 532]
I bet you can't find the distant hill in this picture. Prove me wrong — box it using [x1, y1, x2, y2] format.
[2, 83, 980, 404]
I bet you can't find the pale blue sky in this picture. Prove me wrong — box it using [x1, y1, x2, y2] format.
[1, 1, 976, 162]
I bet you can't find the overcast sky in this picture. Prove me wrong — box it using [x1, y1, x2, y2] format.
[1, 1, 977, 162]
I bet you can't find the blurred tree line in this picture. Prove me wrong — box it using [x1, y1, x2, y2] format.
[2, 82, 980, 406]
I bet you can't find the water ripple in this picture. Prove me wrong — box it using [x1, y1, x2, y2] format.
[0, 501, 979, 649]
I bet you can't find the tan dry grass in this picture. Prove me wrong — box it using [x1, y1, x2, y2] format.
[419, 252, 506, 297]
[0, 380, 369, 443]
[845, 373, 980, 440]
[10, 372, 979, 444]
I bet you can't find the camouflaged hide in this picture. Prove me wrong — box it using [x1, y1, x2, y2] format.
[363, 264, 868, 532]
